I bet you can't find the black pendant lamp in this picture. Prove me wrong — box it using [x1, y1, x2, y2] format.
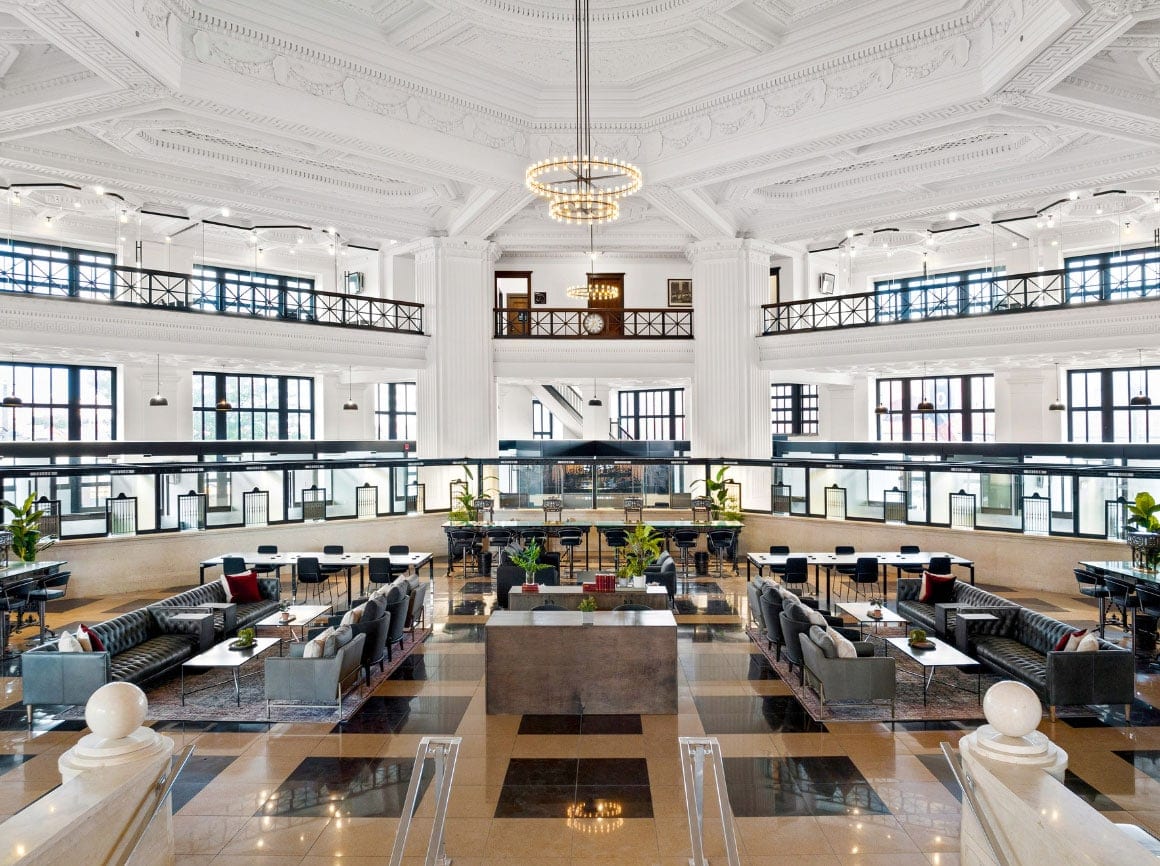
[343, 366, 358, 411]
[1048, 362, 1066, 412]
[148, 354, 168, 407]
[916, 365, 935, 413]
[2, 354, 23, 406]
[1130, 350, 1152, 407]
[874, 402, 888, 415]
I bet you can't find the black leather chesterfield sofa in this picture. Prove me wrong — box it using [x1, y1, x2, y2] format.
[154, 577, 281, 639]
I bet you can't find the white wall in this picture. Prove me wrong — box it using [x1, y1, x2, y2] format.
[493, 254, 690, 308]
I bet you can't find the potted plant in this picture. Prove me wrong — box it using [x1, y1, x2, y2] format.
[448, 465, 500, 523]
[506, 538, 553, 585]
[692, 466, 742, 522]
[1127, 491, 1160, 571]
[618, 523, 664, 589]
[578, 595, 597, 624]
[278, 600, 292, 623]
[1, 493, 55, 563]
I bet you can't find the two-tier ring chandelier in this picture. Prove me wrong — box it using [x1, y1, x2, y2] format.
[566, 226, 620, 300]
[525, 0, 641, 223]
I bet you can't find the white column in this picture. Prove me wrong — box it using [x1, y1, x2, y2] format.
[686, 239, 773, 460]
[995, 367, 1061, 443]
[122, 361, 187, 441]
[817, 378, 871, 441]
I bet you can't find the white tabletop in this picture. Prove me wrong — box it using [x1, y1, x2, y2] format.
[885, 635, 975, 667]
[184, 635, 281, 668]
[254, 604, 331, 628]
[748, 551, 973, 566]
[487, 610, 677, 628]
[201, 551, 432, 567]
[835, 602, 907, 624]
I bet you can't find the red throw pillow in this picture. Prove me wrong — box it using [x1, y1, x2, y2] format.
[919, 571, 957, 604]
[80, 624, 105, 652]
[225, 570, 262, 603]
[1053, 629, 1086, 652]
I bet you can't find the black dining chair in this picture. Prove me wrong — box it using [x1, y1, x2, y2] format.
[367, 557, 394, 588]
[447, 529, 480, 576]
[1074, 567, 1111, 637]
[896, 544, 925, 581]
[296, 557, 334, 605]
[927, 555, 952, 575]
[782, 556, 812, 598]
[222, 555, 248, 575]
[0, 578, 29, 656]
[768, 545, 790, 578]
[830, 546, 857, 599]
[254, 544, 281, 580]
[849, 556, 882, 602]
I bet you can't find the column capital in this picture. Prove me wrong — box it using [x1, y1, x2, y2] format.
[401, 236, 501, 263]
[684, 237, 780, 264]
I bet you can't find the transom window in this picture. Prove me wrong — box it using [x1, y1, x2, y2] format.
[376, 383, 416, 441]
[193, 373, 314, 440]
[876, 374, 994, 442]
[613, 388, 685, 441]
[1068, 366, 1160, 443]
[874, 268, 1003, 321]
[0, 362, 116, 441]
[771, 384, 819, 436]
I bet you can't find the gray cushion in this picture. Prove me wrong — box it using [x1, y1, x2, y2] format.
[332, 624, 354, 651]
[785, 602, 814, 624]
[809, 625, 837, 659]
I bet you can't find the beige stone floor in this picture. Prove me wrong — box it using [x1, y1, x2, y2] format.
[2, 559, 1158, 865]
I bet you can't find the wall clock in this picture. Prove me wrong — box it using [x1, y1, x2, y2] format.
[583, 312, 606, 335]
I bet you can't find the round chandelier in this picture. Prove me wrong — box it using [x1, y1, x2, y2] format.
[525, 0, 641, 224]
[564, 226, 621, 300]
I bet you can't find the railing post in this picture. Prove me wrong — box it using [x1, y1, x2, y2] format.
[679, 737, 741, 866]
[388, 736, 461, 866]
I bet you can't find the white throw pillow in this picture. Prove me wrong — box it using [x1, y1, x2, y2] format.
[780, 588, 800, 607]
[340, 604, 366, 626]
[58, 630, 84, 653]
[805, 606, 828, 628]
[74, 628, 92, 652]
[218, 575, 233, 602]
[1075, 632, 1100, 653]
[303, 626, 335, 659]
[1064, 630, 1087, 652]
[826, 626, 858, 659]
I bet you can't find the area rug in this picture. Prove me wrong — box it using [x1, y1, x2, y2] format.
[57, 627, 432, 725]
[745, 626, 998, 723]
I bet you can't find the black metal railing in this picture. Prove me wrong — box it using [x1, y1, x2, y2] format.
[494, 307, 692, 339]
[0, 248, 424, 335]
[543, 384, 584, 420]
[761, 259, 1159, 335]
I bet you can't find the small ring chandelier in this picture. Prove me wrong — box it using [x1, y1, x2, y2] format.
[525, 0, 641, 223]
[565, 226, 620, 300]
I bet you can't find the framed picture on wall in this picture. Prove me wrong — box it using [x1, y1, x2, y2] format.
[533, 292, 547, 305]
[667, 278, 692, 306]
[818, 272, 836, 295]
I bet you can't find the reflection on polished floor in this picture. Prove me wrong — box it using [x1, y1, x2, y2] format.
[4, 563, 1160, 865]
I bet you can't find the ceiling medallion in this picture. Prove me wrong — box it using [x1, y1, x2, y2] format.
[525, 0, 641, 224]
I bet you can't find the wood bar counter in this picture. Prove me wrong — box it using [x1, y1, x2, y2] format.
[485, 610, 678, 715]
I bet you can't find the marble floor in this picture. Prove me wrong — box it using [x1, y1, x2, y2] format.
[3, 560, 1160, 865]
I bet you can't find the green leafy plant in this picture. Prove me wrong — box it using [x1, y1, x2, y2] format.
[618, 523, 665, 580]
[692, 466, 742, 522]
[578, 596, 597, 613]
[237, 626, 256, 647]
[1127, 492, 1160, 568]
[506, 539, 552, 580]
[448, 465, 500, 522]
[908, 628, 927, 645]
[1, 493, 54, 563]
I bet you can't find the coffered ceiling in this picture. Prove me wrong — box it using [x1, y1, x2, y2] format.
[0, 0, 1158, 256]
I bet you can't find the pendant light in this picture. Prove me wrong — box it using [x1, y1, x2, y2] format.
[343, 366, 358, 411]
[1048, 362, 1066, 412]
[215, 370, 231, 412]
[587, 377, 602, 407]
[148, 354, 168, 407]
[1130, 349, 1152, 407]
[916, 364, 935, 413]
[874, 402, 888, 415]
[2, 354, 22, 406]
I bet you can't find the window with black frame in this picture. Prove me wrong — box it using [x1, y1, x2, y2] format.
[531, 399, 558, 440]
[614, 388, 685, 440]
[874, 267, 1003, 322]
[771, 383, 819, 436]
[192, 372, 314, 440]
[376, 382, 416, 440]
[192, 265, 314, 318]
[876, 374, 994, 442]
[0, 362, 116, 441]
[1065, 247, 1160, 304]
[0, 238, 115, 298]
[1067, 365, 1160, 443]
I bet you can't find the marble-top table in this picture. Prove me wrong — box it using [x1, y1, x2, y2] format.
[507, 584, 669, 611]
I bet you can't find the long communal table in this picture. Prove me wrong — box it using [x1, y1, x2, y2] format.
[1079, 560, 1157, 585]
[198, 551, 434, 601]
[746, 550, 975, 607]
[442, 520, 594, 569]
[1, 559, 68, 655]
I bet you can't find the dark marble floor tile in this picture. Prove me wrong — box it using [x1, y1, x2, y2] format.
[1064, 697, 1160, 728]
[687, 581, 726, 595]
[0, 753, 32, 776]
[451, 600, 487, 616]
[577, 757, 649, 786]
[171, 755, 237, 812]
[915, 754, 962, 801]
[890, 719, 983, 731]
[1064, 769, 1124, 811]
[1114, 749, 1160, 783]
[0, 707, 86, 733]
[571, 785, 653, 818]
[581, 714, 643, 735]
[502, 758, 578, 786]
[343, 695, 471, 735]
[681, 654, 777, 681]
[389, 655, 484, 682]
[722, 756, 890, 818]
[693, 695, 825, 735]
[459, 581, 494, 595]
[494, 783, 653, 819]
[494, 784, 577, 818]
[263, 756, 432, 818]
[519, 715, 582, 735]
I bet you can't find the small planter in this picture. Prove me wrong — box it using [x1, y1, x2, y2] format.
[582, 610, 594, 625]
[633, 574, 646, 589]
[525, 571, 537, 585]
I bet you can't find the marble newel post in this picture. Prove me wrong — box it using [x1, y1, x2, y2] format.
[413, 237, 500, 508]
[687, 240, 775, 509]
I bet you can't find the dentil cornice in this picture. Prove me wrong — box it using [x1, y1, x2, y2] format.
[685, 238, 783, 263]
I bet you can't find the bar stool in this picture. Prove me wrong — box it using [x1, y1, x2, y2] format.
[1074, 567, 1111, 637]
[557, 528, 584, 580]
[673, 529, 700, 581]
[447, 529, 479, 576]
[0, 579, 28, 657]
[602, 528, 629, 571]
[1133, 582, 1160, 665]
[707, 529, 737, 576]
[21, 571, 71, 645]
[1104, 575, 1137, 641]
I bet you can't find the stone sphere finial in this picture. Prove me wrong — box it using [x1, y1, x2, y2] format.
[982, 680, 1041, 738]
[85, 682, 148, 740]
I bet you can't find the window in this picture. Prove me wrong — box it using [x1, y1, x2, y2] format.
[532, 399, 558, 440]
[0, 238, 115, 298]
[192, 265, 314, 318]
[771, 384, 819, 436]
[376, 383, 416, 440]
[874, 268, 1003, 321]
[0, 362, 116, 441]
[876, 374, 994, 442]
[1065, 247, 1160, 304]
[1068, 365, 1160, 443]
[614, 388, 685, 440]
[192, 373, 314, 440]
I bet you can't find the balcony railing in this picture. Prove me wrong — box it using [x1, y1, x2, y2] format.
[761, 262, 1159, 335]
[0, 249, 424, 335]
[494, 307, 692, 338]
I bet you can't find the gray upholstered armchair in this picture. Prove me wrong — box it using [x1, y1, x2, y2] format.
[264, 631, 365, 720]
[799, 625, 896, 715]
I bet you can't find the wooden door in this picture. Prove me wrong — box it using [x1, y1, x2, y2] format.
[587, 272, 624, 336]
[507, 293, 529, 336]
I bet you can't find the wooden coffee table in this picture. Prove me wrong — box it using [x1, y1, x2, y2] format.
[884, 635, 980, 705]
[181, 636, 281, 706]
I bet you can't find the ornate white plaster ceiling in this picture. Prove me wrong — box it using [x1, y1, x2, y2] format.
[0, 0, 1159, 257]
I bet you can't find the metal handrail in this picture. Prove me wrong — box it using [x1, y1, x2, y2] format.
[389, 736, 460, 866]
[940, 741, 1012, 866]
[113, 744, 196, 866]
[494, 306, 693, 338]
[680, 737, 741, 866]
